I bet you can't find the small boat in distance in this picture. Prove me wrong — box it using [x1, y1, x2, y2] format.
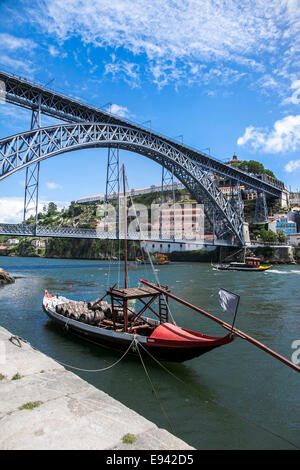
[212, 256, 272, 272]
[136, 253, 170, 265]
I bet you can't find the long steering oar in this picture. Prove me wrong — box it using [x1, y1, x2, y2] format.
[139, 279, 300, 374]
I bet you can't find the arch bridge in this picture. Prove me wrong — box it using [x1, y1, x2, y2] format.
[0, 71, 285, 246]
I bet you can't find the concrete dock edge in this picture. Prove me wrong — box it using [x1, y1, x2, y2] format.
[0, 326, 194, 450]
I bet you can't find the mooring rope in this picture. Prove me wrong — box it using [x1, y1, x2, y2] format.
[53, 337, 136, 373]
[135, 340, 176, 435]
[137, 341, 300, 450]
[3, 323, 298, 448]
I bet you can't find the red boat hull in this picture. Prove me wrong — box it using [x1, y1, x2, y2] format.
[43, 294, 233, 362]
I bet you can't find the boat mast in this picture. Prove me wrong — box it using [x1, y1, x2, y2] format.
[122, 164, 128, 332]
[122, 164, 128, 289]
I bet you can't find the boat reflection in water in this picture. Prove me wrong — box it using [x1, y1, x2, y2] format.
[136, 253, 170, 265]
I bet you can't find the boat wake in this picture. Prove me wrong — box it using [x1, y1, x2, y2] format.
[266, 269, 300, 274]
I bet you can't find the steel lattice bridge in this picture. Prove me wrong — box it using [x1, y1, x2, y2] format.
[0, 70, 285, 246]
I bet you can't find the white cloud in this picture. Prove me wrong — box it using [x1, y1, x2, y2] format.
[237, 115, 300, 153]
[282, 79, 300, 105]
[109, 103, 129, 118]
[46, 182, 62, 190]
[28, 0, 300, 89]
[285, 160, 300, 173]
[48, 45, 59, 57]
[48, 44, 67, 58]
[0, 197, 25, 223]
[0, 54, 35, 75]
[104, 59, 140, 88]
[0, 197, 68, 223]
[0, 33, 36, 51]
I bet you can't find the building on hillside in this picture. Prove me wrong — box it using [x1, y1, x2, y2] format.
[219, 185, 245, 201]
[290, 192, 300, 206]
[226, 154, 241, 165]
[0, 245, 8, 255]
[272, 212, 300, 232]
[150, 202, 205, 240]
[286, 233, 300, 246]
[31, 239, 46, 248]
[76, 182, 186, 204]
[268, 215, 297, 235]
[243, 189, 258, 200]
[140, 237, 216, 254]
[7, 239, 19, 245]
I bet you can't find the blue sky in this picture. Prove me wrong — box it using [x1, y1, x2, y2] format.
[0, 0, 300, 222]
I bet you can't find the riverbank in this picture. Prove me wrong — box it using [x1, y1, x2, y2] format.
[0, 325, 193, 450]
[1, 244, 300, 264]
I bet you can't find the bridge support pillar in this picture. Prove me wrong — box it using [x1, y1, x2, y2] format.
[254, 191, 268, 224]
[243, 222, 251, 245]
[278, 187, 290, 208]
[23, 97, 41, 224]
[160, 167, 175, 239]
[105, 146, 120, 236]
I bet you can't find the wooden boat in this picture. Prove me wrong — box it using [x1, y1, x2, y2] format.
[42, 286, 233, 362]
[42, 166, 300, 373]
[212, 256, 272, 272]
[136, 253, 170, 265]
[42, 165, 232, 363]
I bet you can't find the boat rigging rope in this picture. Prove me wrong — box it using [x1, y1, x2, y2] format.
[52, 337, 136, 373]
[135, 340, 176, 436]
[3, 324, 298, 449]
[137, 341, 300, 450]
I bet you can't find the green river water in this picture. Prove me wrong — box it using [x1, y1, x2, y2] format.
[0, 257, 299, 450]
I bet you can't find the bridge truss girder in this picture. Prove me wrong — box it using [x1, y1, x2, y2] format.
[0, 123, 246, 244]
[0, 70, 283, 198]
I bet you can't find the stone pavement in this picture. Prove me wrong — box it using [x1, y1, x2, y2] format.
[0, 326, 193, 450]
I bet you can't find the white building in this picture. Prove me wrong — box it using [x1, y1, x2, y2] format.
[140, 239, 216, 253]
[31, 239, 46, 248]
[286, 233, 300, 247]
[7, 239, 19, 245]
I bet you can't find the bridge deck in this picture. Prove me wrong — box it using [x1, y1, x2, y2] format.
[0, 224, 238, 246]
[0, 70, 284, 196]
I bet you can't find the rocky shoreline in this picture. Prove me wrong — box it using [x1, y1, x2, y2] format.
[0, 267, 15, 286]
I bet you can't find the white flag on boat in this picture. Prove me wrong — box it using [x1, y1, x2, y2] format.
[219, 289, 239, 316]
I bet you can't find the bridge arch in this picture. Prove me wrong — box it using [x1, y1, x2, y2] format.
[0, 122, 245, 243]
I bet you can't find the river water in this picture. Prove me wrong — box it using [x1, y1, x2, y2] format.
[0, 256, 299, 450]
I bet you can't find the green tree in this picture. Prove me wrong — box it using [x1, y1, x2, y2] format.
[47, 202, 58, 216]
[259, 228, 278, 243]
[277, 230, 286, 243]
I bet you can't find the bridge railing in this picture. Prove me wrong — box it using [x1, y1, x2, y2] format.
[0, 223, 239, 246]
[249, 239, 290, 247]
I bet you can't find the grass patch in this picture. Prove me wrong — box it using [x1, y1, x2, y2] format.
[12, 372, 22, 380]
[0, 373, 6, 380]
[18, 401, 43, 411]
[122, 433, 137, 444]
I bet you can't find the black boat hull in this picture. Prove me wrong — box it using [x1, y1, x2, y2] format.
[43, 304, 230, 363]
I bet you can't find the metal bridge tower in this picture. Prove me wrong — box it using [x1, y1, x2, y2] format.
[105, 147, 120, 236]
[254, 191, 268, 223]
[23, 95, 41, 225]
[160, 166, 175, 239]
